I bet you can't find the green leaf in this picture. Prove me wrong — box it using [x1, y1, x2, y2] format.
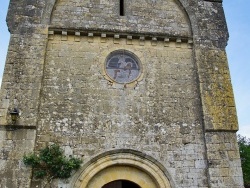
[238, 135, 250, 186]
[22, 144, 82, 181]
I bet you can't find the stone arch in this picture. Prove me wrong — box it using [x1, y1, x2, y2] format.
[47, 0, 193, 37]
[70, 149, 175, 188]
[177, 0, 198, 39]
[42, 0, 198, 39]
[41, 0, 57, 24]
[173, 0, 195, 36]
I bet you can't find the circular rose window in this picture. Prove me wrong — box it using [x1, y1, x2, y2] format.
[105, 50, 141, 84]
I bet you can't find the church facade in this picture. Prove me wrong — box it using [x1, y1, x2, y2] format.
[0, 0, 244, 187]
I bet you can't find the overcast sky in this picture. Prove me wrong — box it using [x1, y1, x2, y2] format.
[0, 1, 249, 138]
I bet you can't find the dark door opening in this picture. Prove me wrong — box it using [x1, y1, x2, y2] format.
[102, 180, 141, 188]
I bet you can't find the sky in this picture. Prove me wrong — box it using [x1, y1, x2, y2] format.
[0, 1, 249, 138]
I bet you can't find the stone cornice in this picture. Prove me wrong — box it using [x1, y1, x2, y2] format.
[48, 28, 193, 44]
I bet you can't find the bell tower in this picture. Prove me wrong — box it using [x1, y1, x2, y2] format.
[0, 0, 244, 187]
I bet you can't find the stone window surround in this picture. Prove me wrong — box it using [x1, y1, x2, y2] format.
[105, 49, 142, 84]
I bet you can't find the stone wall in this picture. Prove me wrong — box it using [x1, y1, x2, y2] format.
[0, 0, 244, 187]
[0, 32, 48, 126]
[35, 34, 207, 187]
[205, 132, 243, 187]
[50, 0, 191, 37]
[0, 128, 36, 187]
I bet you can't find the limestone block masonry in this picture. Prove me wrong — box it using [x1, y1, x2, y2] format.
[0, 0, 244, 188]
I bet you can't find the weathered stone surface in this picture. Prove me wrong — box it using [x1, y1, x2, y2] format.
[50, 0, 191, 37]
[0, 129, 36, 188]
[205, 132, 244, 187]
[0, 0, 243, 187]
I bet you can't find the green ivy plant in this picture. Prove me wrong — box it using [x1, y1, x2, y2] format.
[23, 144, 82, 187]
[238, 135, 250, 187]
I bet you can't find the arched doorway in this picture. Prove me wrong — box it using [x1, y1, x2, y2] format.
[72, 150, 174, 188]
[102, 180, 141, 188]
[86, 165, 157, 188]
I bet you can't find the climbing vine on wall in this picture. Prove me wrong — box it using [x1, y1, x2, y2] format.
[23, 144, 82, 187]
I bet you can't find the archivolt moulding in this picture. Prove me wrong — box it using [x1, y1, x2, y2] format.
[71, 150, 174, 188]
